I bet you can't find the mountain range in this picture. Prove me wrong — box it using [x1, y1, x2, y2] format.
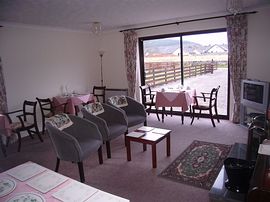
[143, 38, 227, 54]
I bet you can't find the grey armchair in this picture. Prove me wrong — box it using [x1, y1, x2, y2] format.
[81, 103, 128, 158]
[107, 96, 147, 129]
[45, 114, 103, 183]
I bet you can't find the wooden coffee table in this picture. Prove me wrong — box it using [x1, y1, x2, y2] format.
[125, 126, 171, 168]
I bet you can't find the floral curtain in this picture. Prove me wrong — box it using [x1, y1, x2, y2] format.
[0, 57, 8, 113]
[123, 30, 138, 98]
[226, 14, 248, 123]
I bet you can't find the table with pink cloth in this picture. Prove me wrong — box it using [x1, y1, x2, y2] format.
[0, 161, 129, 201]
[155, 89, 196, 123]
[53, 93, 94, 115]
[0, 114, 11, 135]
[0, 114, 13, 157]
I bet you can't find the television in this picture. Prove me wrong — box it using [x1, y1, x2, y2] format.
[241, 79, 270, 111]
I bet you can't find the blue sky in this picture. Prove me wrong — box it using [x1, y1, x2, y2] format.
[183, 32, 228, 45]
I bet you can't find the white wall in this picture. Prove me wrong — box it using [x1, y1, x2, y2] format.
[98, 31, 127, 88]
[0, 25, 100, 110]
[247, 5, 270, 82]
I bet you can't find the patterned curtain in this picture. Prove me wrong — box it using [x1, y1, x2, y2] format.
[226, 14, 248, 123]
[0, 57, 8, 113]
[123, 30, 138, 98]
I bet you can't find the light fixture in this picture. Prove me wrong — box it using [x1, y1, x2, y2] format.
[227, 0, 243, 15]
[91, 22, 102, 35]
[98, 50, 105, 86]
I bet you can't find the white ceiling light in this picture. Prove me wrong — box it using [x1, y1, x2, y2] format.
[227, 0, 243, 15]
[91, 22, 102, 35]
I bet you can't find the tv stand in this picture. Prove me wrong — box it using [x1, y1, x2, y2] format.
[240, 104, 264, 128]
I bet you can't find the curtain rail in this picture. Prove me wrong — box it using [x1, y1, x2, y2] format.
[119, 11, 257, 32]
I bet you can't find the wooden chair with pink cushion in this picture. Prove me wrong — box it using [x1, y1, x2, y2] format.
[4, 100, 43, 152]
[139, 84, 160, 121]
[190, 86, 220, 127]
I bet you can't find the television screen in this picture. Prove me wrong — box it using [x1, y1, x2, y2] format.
[243, 83, 264, 104]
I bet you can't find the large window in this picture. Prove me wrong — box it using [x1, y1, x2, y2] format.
[139, 29, 229, 118]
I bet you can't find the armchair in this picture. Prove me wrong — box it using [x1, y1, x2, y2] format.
[82, 103, 128, 158]
[45, 113, 103, 183]
[107, 96, 147, 130]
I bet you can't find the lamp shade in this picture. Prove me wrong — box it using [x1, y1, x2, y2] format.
[99, 50, 105, 57]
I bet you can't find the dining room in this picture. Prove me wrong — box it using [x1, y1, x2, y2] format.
[0, 1, 270, 201]
[0, 3, 269, 124]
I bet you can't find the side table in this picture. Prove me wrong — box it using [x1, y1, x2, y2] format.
[126, 127, 171, 168]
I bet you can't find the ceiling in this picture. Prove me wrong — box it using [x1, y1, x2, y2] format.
[0, 0, 269, 32]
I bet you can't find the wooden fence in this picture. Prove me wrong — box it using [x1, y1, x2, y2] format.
[145, 61, 217, 86]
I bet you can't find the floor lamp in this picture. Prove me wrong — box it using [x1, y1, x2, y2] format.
[99, 50, 105, 86]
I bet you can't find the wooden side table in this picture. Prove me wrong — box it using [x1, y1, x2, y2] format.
[125, 128, 171, 168]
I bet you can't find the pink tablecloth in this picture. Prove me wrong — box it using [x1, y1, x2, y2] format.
[53, 94, 94, 115]
[0, 168, 72, 201]
[0, 161, 129, 201]
[0, 114, 12, 137]
[155, 89, 196, 112]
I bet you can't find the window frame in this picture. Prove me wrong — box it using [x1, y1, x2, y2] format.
[138, 28, 230, 120]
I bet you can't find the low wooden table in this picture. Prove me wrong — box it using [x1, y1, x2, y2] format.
[125, 127, 171, 168]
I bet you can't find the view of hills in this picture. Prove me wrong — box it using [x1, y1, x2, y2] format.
[144, 38, 227, 55]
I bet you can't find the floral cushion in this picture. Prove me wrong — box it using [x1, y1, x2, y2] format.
[10, 121, 32, 131]
[108, 96, 128, 107]
[83, 102, 104, 115]
[46, 113, 73, 130]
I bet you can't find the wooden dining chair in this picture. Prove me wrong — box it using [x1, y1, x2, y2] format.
[190, 86, 220, 127]
[36, 97, 68, 134]
[4, 100, 43, 152]
[93, 86, 106, 103]
[139, 84, 160, 121]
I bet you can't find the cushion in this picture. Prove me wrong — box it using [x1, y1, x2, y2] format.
[10, 122, 22, 131]
[46, 113, 73, 130]
[83, 102, 104, 115]
[10, 121, 33, 131]
[108, 96, 128, 107]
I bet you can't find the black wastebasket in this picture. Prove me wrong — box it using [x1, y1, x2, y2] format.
[224, 157, 255, 193]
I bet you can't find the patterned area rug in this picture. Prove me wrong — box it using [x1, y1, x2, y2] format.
[159, 140, 232, 190]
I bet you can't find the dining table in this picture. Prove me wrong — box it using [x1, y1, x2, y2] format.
[155, 88, 196, 123]
[0, 161, 129, 201]
[52, 93, 94, 115]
